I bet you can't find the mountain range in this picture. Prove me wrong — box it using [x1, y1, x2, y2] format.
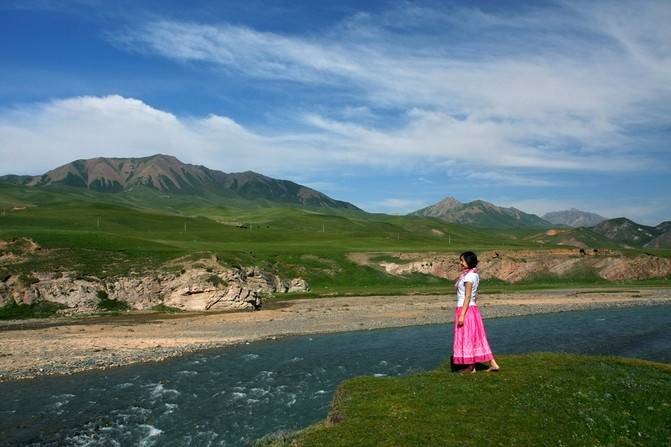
[1, 154, 669, 248]
[408, 197, 670, 248]
[0, 154, 359, 211]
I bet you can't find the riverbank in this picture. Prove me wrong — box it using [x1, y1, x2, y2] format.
[1, 288, 669, 382]
[282, 353, 671, 447]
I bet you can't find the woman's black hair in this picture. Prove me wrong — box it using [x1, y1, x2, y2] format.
[460, 251, 478, 268]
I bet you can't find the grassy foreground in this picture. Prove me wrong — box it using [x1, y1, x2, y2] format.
[264, 353, 671, 446]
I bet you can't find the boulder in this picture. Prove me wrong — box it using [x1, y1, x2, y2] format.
[28, 274, 100, 310]
[288, 278, 310, 293]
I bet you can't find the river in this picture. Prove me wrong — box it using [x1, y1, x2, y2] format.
[1, 304, 669, 446]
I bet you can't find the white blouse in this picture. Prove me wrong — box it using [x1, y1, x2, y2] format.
[456, 271, 479, 307]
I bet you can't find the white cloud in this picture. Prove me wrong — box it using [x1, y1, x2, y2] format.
[364, 198, 430, 215]
[112, 20, 365, 83]
[0, 95, 334, 176]
[106, 1, 671, 176]
[302, 110, 645, 171]
[1, 94, 645, 182]
[465, 171, 560, 187]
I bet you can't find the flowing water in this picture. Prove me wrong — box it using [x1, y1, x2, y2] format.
[1, 304, 670, 446]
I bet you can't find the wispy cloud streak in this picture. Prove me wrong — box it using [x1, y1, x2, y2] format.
[107, 0, 671, 178]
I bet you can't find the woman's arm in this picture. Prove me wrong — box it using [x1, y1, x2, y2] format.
[458, 281, 473, 327]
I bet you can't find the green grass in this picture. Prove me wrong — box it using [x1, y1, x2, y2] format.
[150, 303, 183, 313]
[0, 301, 65, 319]
[96, 290, 130, 312]
[1, 183, 670, 297]
[286, 353, 671, 447]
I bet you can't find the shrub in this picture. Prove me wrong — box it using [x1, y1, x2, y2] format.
[150, 304, 182, 313]
[96, 289, 130, 311]
[0, 301, 65, 320]
[18, 273, 39, 287]
[206, 274, 227, 287]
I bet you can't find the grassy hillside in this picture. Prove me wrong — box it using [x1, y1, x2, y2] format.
[1, 184, 669, 297]
[592, 217, 664, 248]
[273, 353, 671, 447]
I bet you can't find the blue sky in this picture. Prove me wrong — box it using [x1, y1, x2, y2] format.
[1, 0, 670, 224]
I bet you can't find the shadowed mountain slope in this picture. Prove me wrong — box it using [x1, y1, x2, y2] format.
[589, 217, 671, 248]
[410, 196, 551, 228]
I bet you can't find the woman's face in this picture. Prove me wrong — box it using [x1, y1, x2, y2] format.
[460, 256, 468, 269]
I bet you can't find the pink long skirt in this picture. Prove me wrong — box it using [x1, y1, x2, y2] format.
[453, 306, 494, 364]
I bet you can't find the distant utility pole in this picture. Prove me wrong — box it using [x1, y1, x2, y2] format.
[250, 224, 252, 232]
[448, 233, 451, 245]
[97, 215, 100, 229]
[184, 221, 187, 233]
[322, 224, 325, 233]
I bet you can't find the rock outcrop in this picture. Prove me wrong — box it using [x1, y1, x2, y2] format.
[593, 255, 671, 281]
[0, 259, 309, 313]
[373, 249, 671, 283]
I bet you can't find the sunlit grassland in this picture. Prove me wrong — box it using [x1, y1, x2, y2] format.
[1, 184, 669, 296]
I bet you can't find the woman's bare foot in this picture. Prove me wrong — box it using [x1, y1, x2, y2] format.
[486, 359, 500, 372]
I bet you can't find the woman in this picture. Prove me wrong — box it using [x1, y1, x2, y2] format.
[453, 251, 500, 373]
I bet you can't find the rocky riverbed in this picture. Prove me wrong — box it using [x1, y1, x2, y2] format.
[1, 288, 670, 382]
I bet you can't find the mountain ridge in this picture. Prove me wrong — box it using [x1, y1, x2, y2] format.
[0, 154, 360, 211]
[543, 208, 607, 227]
[410, 196, 551, 228]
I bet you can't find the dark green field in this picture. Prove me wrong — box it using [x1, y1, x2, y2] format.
[1, 183, 669, 298]
[269, 353, 671, 447]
